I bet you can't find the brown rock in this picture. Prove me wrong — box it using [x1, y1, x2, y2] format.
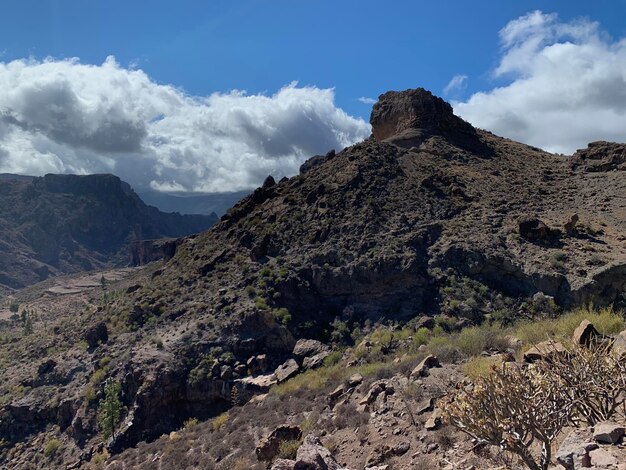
[518, 216, 557, 241]
[84, 321, 108, 349]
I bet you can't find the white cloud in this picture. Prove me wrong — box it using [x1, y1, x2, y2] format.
[0, 56, 370, 192]
[443, 74, 468, 96]
[358, 96, 376, 105]
[454, 11, 626, 154]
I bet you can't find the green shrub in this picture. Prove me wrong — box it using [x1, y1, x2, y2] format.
[277, 439, 301, 459]
[272, 308, 291, 326]
[323, 350, 342, 367]
[44, 439, 60, 457]
[212, 412, 229, 430]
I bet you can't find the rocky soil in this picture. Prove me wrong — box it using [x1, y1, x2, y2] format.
[3, 87, 626, 468]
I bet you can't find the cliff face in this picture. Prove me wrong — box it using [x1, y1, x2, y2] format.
[0, 174, 217, 288]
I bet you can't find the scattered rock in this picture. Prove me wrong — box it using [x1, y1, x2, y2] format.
[572, 319, 600, 346]
[416, 397, 435, 415]
[275, 359, 300, 383]
[556, 427, 597, 470]
[590, 447, 618, 467]
[593, 421, 625, 444]
[517, 216, 558, 241]
[329, 384, 347, 401]
[294, 434, 341, 470]
[348, 373, 363, 387]
[564, 214, 579, 235]
[271, 459, 296, 470]
[410, 355, 440, 378]
[302, 351, 330, 370]
[255, 425, 302, 462]
[293, 339, 330, 361]
[84, 322, 108, 349]
[523, 340, 566, 363]
[425, 409, 442, 430]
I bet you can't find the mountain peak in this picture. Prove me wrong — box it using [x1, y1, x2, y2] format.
[370, 87, 476, 149]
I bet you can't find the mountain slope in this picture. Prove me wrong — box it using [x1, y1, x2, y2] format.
[2, 88, 626, 468]
[0, 173, 218, 288]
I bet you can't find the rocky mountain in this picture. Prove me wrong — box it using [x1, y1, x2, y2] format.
[2, 87, 626, 469]
[0, 173, 218, 288]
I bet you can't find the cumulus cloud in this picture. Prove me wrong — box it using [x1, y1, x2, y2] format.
[0, 56, 370, 192]
[455, 11, 626, 154]
[443, 74, 468, 96]
[358, 96, 377, 105]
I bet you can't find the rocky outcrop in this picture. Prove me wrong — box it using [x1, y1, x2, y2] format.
[370, 88, 485, 152]
[129, 238, 184, 266]
[256, 425, 303, 462]
[571, 141, 626, 172]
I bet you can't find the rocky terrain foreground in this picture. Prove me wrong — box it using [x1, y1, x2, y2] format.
[2, 87, 626, 469]
[0, 173, 218, 289]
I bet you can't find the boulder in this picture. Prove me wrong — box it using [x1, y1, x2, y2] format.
[556, 427, 597, 470]
[348, 373, 363, 387]
[84, 322, 108, 349]
[275, 359, 300, 383]
[302, 351, 330, 370]
[410, 355, 440, 378]
[590, 447, 618, 467]
[359, 381, 387, 407]
[293, 339, 330, 361]
[572, 320, 599, 346]
[523, 340, 566, 363]
[272, 459, 296, 470]
[255, 425, 302, 462]
[612, 329, 626, 357]
[425, 408, 442, 430]
[593, 421, 625, 444]
[517, 216, 558, 241]
[294, 434, 340, 470]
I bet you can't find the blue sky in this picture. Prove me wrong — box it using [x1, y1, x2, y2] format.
[2, 0, 624, 118]
[1, 1, 626, 192]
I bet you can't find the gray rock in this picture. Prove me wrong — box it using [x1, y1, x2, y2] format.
[294, 434, 341, 470]
[410, 355, 440, 378]
[348, 373, 363, 387]
[293, 339, 330, 361]
[271, 459, 296, 470]
[302, 351, 330, 370]
[256, 425, 302, 462]
[275, 359, 300, 383]
[556, 427, 597, 470]
[593, 421, 625, 444]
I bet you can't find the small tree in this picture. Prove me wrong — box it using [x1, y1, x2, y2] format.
[98, 380, 122, 439]
[444, 362, 573, 470]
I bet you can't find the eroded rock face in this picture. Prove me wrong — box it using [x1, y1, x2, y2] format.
[370, 88, 478, 149]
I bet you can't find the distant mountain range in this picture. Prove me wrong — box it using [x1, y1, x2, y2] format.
[0, 173, 218, 288]
[138, 189, 250, 216]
